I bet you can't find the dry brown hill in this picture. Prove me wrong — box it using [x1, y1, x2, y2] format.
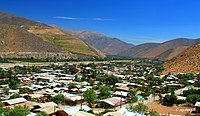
[163, 43, 200, 74]
[155, 46, 188, 61]
[0, 24, 60, 52]
[63, 29, 134, 55]
[0, 10, 105, 58]
[120, 38, 200, 60]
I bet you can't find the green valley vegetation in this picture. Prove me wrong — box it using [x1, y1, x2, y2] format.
[0, 105, 30, 116]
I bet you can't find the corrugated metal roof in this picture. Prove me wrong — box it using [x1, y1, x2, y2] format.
[2, 97, 27, 105]
[72, 111, 95, 116]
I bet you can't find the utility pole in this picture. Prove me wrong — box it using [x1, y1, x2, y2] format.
[81, 93, 83, 110]
[120, 92, 122, 108]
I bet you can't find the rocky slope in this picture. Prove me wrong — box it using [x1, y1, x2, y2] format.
[163, 43, 200, 74]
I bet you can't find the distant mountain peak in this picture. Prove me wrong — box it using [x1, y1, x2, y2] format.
[63, 29, 134, 55]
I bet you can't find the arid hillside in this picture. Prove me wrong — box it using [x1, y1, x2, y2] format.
[163, 43, 200, 74]
[0, 10, 105, 58]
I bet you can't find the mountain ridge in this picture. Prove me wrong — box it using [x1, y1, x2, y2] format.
[62, 28, 134, 55]
[119, 38, 200, 60]
[0, 10, 105, 59]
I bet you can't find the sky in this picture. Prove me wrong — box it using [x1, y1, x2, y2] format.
[1, 0, 200, 45]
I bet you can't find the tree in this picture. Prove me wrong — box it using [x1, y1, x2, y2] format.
[3, 87, 9, 95]
[68, 83, 76, 90]
[19, 87, 32, 94]
[83, 89, 97, 107]
[50, 94, 65, 104]
[105, 76, 119, 85]
[128, 103, 148, 115]
[149, 109, 159, 116]
[3, 106, 30, 116]
[99, 86, 111, 98]
[186, 94, 200, 105]
[36, 111, 48, 116]
[8, 77, 20, 90]
[162, 93, 177, 107]
[127, 89, 137, 103]
[9, 94, 20, 99]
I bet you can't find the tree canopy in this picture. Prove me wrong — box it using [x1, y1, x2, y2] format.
[0, 106, 30, 116]
[128, 103, 148, 115]
[83, 89, 97, 107]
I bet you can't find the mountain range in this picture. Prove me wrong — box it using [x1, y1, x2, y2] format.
[119, 38, 200, 61]
[59, 29, 134, 55]
[1, 9, 200, 74]
[0, 10, 105, 59]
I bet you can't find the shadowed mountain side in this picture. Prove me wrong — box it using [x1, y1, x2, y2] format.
[63, 29, 134, 55]
[118, 43, 159, 58]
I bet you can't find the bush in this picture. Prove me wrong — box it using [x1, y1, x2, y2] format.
[9, 94, 20, 99]
[50, 94, 65, 104]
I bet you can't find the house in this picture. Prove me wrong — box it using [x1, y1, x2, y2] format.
[177, 96, 186, 100]
[113, 91, 128, 98]
[195, 102, 200, 114]
[116, 86, 129, 92]
[66, 96, 83, 106]
[98, 97, 126, 108]
[3, 101, 38, 109]
[71, 111, 95, 116]
[57, 105, 91, 116]
[31, 102, 58, 116]
[103, 107, 146, 116]
[31, 85, 44, 91]
[2, 97, 27, 106]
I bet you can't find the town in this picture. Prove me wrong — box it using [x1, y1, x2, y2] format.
[0, 59, 199, 116]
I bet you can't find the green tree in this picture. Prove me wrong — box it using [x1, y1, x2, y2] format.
[19, 87, 31, 94]
[105, 76, 119, 85]
[50, 94, 65, 104]
[149, 109, 159, 116]
[127, 89, 137, 103]
[128, 103, 148, 115]
[99, 86, 111, 98]
[36, 111, 48, 116]
[9, 94, 20, 99]
[83, 89, 97, 107]
[162, 93, 177, 107]
[3, 106, 30, 116]
[186, 94, 200, 104]
[3, 87, 9, 95]
[8, 77, 20, 90]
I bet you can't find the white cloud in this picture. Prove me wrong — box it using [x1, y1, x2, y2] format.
[93, 18, 114, 21]
[54, 16, 114, 21]
[54, 16, 81, 20]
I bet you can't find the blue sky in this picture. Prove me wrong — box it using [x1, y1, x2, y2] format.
[1, 0, 200, 45]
